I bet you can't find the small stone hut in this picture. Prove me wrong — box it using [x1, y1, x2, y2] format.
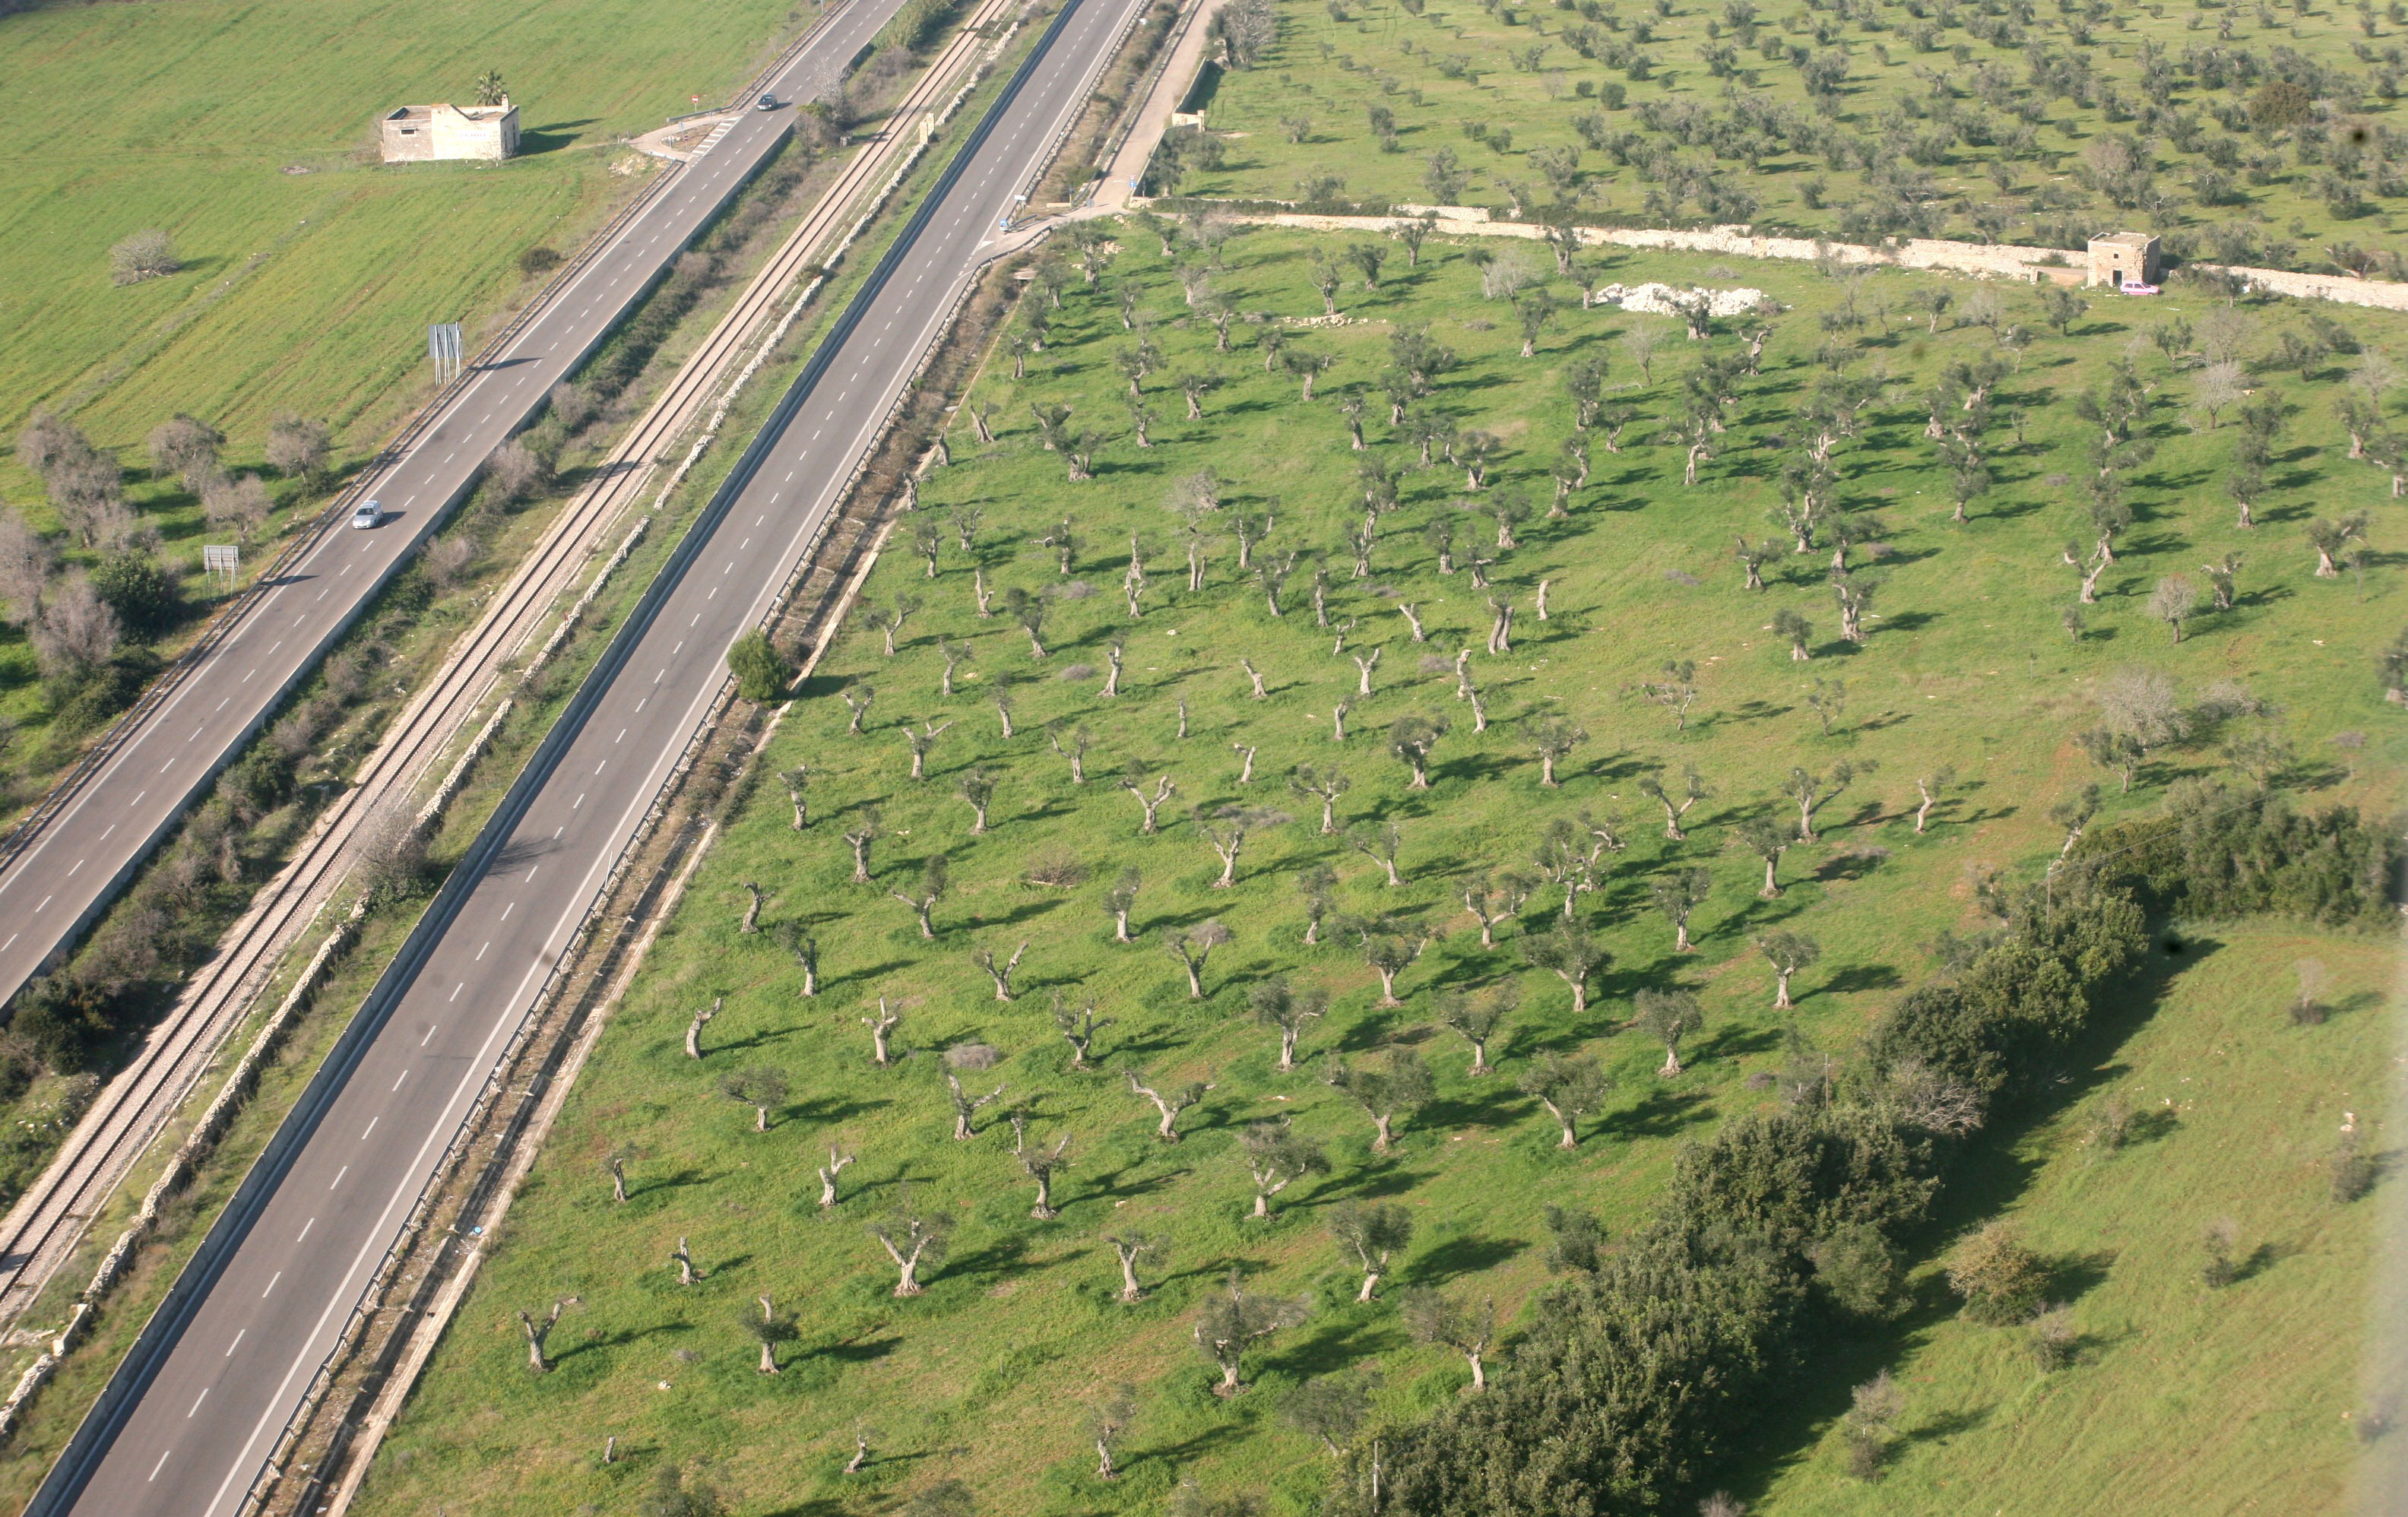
[2086, 232, 2162, 289]
[380, 98, 520, 163]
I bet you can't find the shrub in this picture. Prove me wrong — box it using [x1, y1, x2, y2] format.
[89, 551, 182, 641]
[727, 631, 793, 704]
[2332, 1131, 2378, 1202]
[2077, 779, 2401, 931]
[8, 974, 118, 1069]
[518, 245, 563, 277]
[1809, 1221, 1899, 1318]
[108, 230, 181, 286]
[50, 646, 161, 737]
[2026, 1305, 2078, 1370]
[1947, 1221, 2049, 1324]
[2200, 1218, 2240, 1287]
[1024, 847, 1088, 888]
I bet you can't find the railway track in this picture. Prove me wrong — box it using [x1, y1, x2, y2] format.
[0, 4, 1017, 1334]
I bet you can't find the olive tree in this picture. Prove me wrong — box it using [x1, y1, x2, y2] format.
[1105, 1230, 1171, 1301]
[1193, 1272, 1308, 1395]
[1519, 1051, 1611, 1147]
[718, 1066, 790, 1130]
[1648, 866, 1713, 952]
[1127, 1067, 1213, 1141]
[869, 1205, 954, 1297]
[1633, 987, 1705, 1075]
[1434, 983, 1516, 1075]
[1249, 976, 1329, 1071]
[1399, 1288, 1495, 1389]
[1755, 930, 1822, 1009]
[1326, 1048, 1434, 1152]
[1328, 1202, 1415, 1301]
[1238, 1120, 1331, 1217]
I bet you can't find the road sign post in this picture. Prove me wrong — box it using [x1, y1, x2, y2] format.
[201, 544, 239, 594]
[428, 323, 464, 385]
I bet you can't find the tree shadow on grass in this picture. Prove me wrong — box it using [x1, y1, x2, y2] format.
[1820, 962, 1903, 996]
[1089, 1161, 1189, 1202]
[821, 1330, 902, 1364]
[1419, 1090, 1522, 1132]
[946, 1234, 1034, 1287]
[1411, 1230, 1526, 1284]
[1691, 1020, 1783, 1064]
[1130, 1424, 1256, 1470]
[1269, 1314, 1408, 1379]
[1307, 1158, 1425, 1204]
[1601, 1085, 1716, 1141]
[790, 1094, 892, 1124]
[632, 1167, 716, 1202]
[551, 1321, 686, 1365]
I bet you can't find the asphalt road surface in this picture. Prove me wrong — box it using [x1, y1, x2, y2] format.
[0, 0, 908, 1012]
[37, 0, 1152, 1510]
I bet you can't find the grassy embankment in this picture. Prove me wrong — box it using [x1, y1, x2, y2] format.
[360, 222, 2403, 1515]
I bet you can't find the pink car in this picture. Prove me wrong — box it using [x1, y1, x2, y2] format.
[2119, 280, 2161, 296]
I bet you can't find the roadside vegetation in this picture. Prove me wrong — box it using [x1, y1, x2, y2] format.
[1168, 0, 2403, 278]
[357, 185, 2402, 1517]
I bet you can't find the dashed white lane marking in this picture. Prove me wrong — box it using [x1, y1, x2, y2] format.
[224, 1329, 244, 1357]
[149, 1451, 170, 1481]
[189, 1388, 208, 1418]
[261, 1270, 282, 1297]
[296, 1217, 314, 1243]
[330, 1164, 349, 1186]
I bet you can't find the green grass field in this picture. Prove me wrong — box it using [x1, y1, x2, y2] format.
[0, 0, 819, 787]
[1176, 0, 2397, 272]
[355, 220, 2403, 1515]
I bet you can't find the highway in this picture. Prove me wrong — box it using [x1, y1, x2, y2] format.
[31, 0, 1149, 1509]
[0, 0, 908, 1013]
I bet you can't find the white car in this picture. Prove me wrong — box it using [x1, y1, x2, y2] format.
[2119, 280, 2161, 296]
[350, 499, 385, 530]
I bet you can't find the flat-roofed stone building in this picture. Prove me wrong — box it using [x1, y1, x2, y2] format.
[380, 98, 520, 163]
[2086, 232, 2162, 289]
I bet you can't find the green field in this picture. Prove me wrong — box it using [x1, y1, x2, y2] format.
[1176, 0, 2397, 273]
[0, 0, 819, 791]
[353, 216, 2403, 1516]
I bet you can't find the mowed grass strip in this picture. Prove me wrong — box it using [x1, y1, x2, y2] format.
[361, 224, 2404, 1515]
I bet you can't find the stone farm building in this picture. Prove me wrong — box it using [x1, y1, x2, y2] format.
[2086, 231, 2162, 289]
[379, 98, 519, 163]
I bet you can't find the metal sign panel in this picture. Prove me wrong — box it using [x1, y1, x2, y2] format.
[428, 322, 464, 384]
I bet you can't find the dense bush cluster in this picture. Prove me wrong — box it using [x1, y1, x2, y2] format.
[2083, 776, 2403, 931]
